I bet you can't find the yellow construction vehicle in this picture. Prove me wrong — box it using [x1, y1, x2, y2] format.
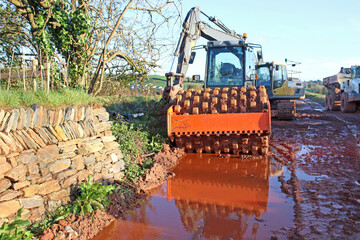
[256, 61, 304, 119]
[164, 7, 271, 155]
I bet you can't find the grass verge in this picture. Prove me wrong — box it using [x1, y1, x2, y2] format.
[105, 94, 167, 183]
[305, 91, 326, 103]
[0, 89, 98, 108]
[147, 75, 204, 89]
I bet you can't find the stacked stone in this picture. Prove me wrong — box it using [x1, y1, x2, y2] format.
[0, 104, 99, 155]
[0, 105, 124, 225]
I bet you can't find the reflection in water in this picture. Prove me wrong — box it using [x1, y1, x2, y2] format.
[167, 154, 269, 239]
[91, 154, 292, 240]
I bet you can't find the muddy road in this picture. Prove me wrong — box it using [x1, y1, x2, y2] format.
[269, 99, 360, 239]
[93, 99, 360, 239]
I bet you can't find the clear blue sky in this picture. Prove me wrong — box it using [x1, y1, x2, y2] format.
[158, 0, 360, 81]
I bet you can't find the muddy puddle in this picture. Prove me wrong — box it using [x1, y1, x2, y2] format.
[93, 153, 294, 240]
[90, 99, 360, 239]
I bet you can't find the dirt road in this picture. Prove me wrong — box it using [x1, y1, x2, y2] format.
[270, 99, 360, 239]
[93, 98, 360, 240]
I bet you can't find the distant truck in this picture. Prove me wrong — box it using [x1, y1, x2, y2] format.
[323, 66, 360, 112]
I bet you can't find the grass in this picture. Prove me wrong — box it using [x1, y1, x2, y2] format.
[146, 75, 167, 87]
[0, 89, 98, 108]
[111, 118, 161, 183]
[106, 93, 166, 183]
[147, 75, 204, 89]
[103, 95, 158, 114]
[107, 94, 167, 149]
[305, 91, 326, 103]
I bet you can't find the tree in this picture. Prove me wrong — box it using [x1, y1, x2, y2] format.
[0, 2, 34, 64]
[4, 0, 181, 93]
[86, 0, 181, 95]
[3, 0, 92, 88]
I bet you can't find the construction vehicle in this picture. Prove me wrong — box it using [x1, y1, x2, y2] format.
[323, 66, 360, 112]
[164, 6, 271, 155]
[256, 61, 305, 119]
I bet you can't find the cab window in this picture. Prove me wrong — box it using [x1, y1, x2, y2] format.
[245, 48, 256, 80]
[257, 67, 270, 86]
[206, 46, 244, 87]
[274, 65, 287, 89]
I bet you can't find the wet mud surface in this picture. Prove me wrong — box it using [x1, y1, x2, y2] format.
[92, 154, 292, 239]
[270, 99, 360, 239]
[38, 145, 181, 240]
[92, 99, 360, 239]
[39, 184, 143, 240]
[137, 144, 184, 193]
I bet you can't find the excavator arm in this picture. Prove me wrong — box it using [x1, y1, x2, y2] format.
[164, 6, 244, 102]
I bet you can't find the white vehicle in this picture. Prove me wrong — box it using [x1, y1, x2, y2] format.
[323, 66, 360, 112]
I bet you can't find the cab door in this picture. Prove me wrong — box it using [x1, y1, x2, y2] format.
[273, 64, 293, 96]
[256, 66, 272, 96]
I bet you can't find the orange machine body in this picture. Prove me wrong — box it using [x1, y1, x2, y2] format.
[167, 105, 271, 138]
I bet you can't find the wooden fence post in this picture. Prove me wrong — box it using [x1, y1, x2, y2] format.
[32, 59, 38, 91]
[7, 49, 15, 90]
[22, 64, 26, 91]
[46, 62, 50, 93]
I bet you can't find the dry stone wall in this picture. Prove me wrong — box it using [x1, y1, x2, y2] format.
[0, 104, 124, 224]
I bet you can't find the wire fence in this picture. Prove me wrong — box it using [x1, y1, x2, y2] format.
[0, 53, 53, 92]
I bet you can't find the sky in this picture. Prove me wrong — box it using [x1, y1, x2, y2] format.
[157, 0, 360, 81]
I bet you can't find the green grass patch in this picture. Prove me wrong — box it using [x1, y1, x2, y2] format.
[111, 118, 163, 183]
[107, 93, 166, 183]
[112, 122, 149, 158]
[30, 175, 116, 235]
[0, 89, 98, 108]
[146, 75, 167, 87]
[0, 209, 33, 239]
[146, 75, 204, 89]
[305, 91, 326, 103]
[104, 95, 158, 114]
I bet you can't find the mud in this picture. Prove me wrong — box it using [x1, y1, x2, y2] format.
[38, 146, 181, 240]
[91, 154, 294, 239]
[89, 98, 360, 239]
[136, 144, 185, 193]
[39, 211, 115, 240]
[269, 99, 360, 239]
[38, 182, 145, 240]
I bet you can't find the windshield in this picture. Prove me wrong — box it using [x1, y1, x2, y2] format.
[206, 46, 244, 87]
[352, 66, 360, 78]
[257, 66, 271, 87]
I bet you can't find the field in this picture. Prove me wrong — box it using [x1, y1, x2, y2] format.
[305, 91, 326, 103]
[146, 75, 203, 89]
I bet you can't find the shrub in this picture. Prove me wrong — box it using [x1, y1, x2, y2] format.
[124, 158, 154, 183]
[0, 209, 33, 240]
[70, 175, 116, 216]
[112, 121, 149, 158]
[31, 175, 116, 235]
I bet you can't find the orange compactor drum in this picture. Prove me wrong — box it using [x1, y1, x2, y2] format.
[167, 86, 271, 155]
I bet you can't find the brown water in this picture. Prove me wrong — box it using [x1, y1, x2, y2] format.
[93, 153, 293, 239]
